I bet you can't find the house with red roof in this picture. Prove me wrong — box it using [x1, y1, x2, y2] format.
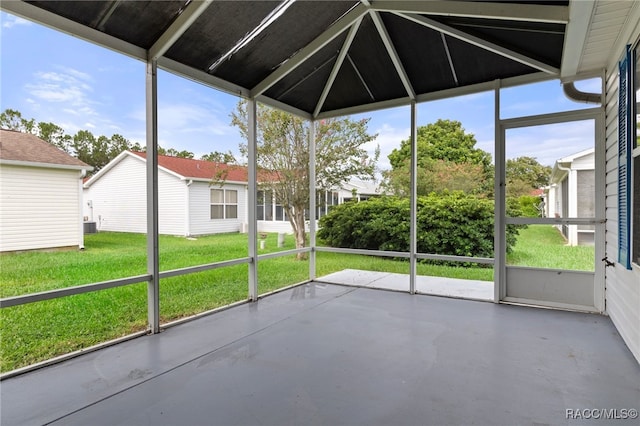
[0, 129, 93, 252]
[83, 151, 249, 236]
[83, 151, 381, 237]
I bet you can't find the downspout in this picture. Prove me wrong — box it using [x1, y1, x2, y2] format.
[561, 80, 601, 246]
[78, 169, 87, 250]
[562, 82, 601, 104]
[185, 179, 193, 237]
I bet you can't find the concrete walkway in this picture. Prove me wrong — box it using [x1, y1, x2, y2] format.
[317, 269, 494, 301]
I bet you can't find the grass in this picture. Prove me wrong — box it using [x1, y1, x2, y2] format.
[0, 226, 592, 372]
[507, 225, 595, 271]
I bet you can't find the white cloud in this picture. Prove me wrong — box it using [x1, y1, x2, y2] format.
[159, 104, 232, 136]
[505, 120, 594, 166]
[2, 15, 31, 29]
[368, 123, 409, 172]
[26, 67, 97, 116]
[131, 102, 238, 154]
[502, 100, 547, 113]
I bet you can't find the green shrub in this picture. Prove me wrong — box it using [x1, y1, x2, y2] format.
[516, 194, 544, 217]
[318, 192, 522, 261]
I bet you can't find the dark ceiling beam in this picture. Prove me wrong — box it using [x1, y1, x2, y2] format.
[95, 1, 121, 31]
[277, 54, 337, 99]
[148, 0, 213, 61]
[316, 71, 553, 120]
[250, 2, 369, 98]
[441, 33, 459, 86]
[157, 57, 250, 98]
[313, 17, 363, 117]
[347, 53, 376, 102]
[398, 12, 560, 75]
[370, 10, 416, 99]
[372, 1, 569, 24]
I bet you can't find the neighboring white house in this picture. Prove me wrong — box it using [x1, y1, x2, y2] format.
[256, 177, 381, 234]
[337, 178, 380, 202]
[0, 129, 93, 252]
[83, 151, 248, 236]
[84, 151, 380, 236]
[548, 148, 595, 246]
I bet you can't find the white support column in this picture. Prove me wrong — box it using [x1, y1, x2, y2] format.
[409, 101, 417, 294]
[145, 60, 160, 332]
[568, 169, 578, 245]
[309, 120, 317, 280]
[593, 109, 606, 313]
[493, 80, 505, 303]
[247, 99, 258, 301]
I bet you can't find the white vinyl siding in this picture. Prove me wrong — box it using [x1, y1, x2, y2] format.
[84, 155, 146, 233]
[257, 220, 298, 234]
[0, 165, 82, 252]
[604, 32, 640, 364]
[83, 155, 186, 235]
[158, 169, 187, 235]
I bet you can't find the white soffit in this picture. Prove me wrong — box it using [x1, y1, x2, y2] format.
[563, 0, 638, 79]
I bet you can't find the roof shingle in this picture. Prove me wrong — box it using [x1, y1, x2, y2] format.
[132, 151, 248, 182]
[0, 129, 91, 169]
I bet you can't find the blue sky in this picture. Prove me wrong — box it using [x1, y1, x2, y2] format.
[1, 11, 600, 171]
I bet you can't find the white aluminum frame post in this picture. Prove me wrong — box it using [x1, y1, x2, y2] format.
[493, 80, 505, 302]
[409, 101, 418, 294]
[248, 99, 258, 301]
[146, 59, 160, 332]
[309, 120, 317, 280]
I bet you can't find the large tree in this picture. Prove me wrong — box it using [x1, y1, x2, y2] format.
[0, 109, 36, 133]
[37, 122, 72, 151]
[231, 101, 378, 258]
[69, 130, 143, 171]
[506, 156, 551, 197]
[0, 108, 144, 173]
[384, 119, 493, 196]
[201, 150, 237, 164]
[158, 147, 194, 158]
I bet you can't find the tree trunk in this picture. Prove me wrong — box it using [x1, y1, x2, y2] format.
[289, 207, 307, 260]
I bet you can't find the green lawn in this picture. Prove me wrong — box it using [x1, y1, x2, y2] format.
[0, 225, 592, 372]
[507, 225, 595, 271]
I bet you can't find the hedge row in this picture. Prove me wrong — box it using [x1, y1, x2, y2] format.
[318, 193, 522, 260]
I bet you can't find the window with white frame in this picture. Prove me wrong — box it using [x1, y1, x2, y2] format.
[210, 189, 238, 220]
[257, 190, 288, 221]
[257, 190, 273, 221]
[316, 190, 340, 218]
[275, 194, 288, 221]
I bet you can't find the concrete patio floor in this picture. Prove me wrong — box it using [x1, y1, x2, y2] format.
[1, 283, 638, 425]
[317, 269, 494, 301]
